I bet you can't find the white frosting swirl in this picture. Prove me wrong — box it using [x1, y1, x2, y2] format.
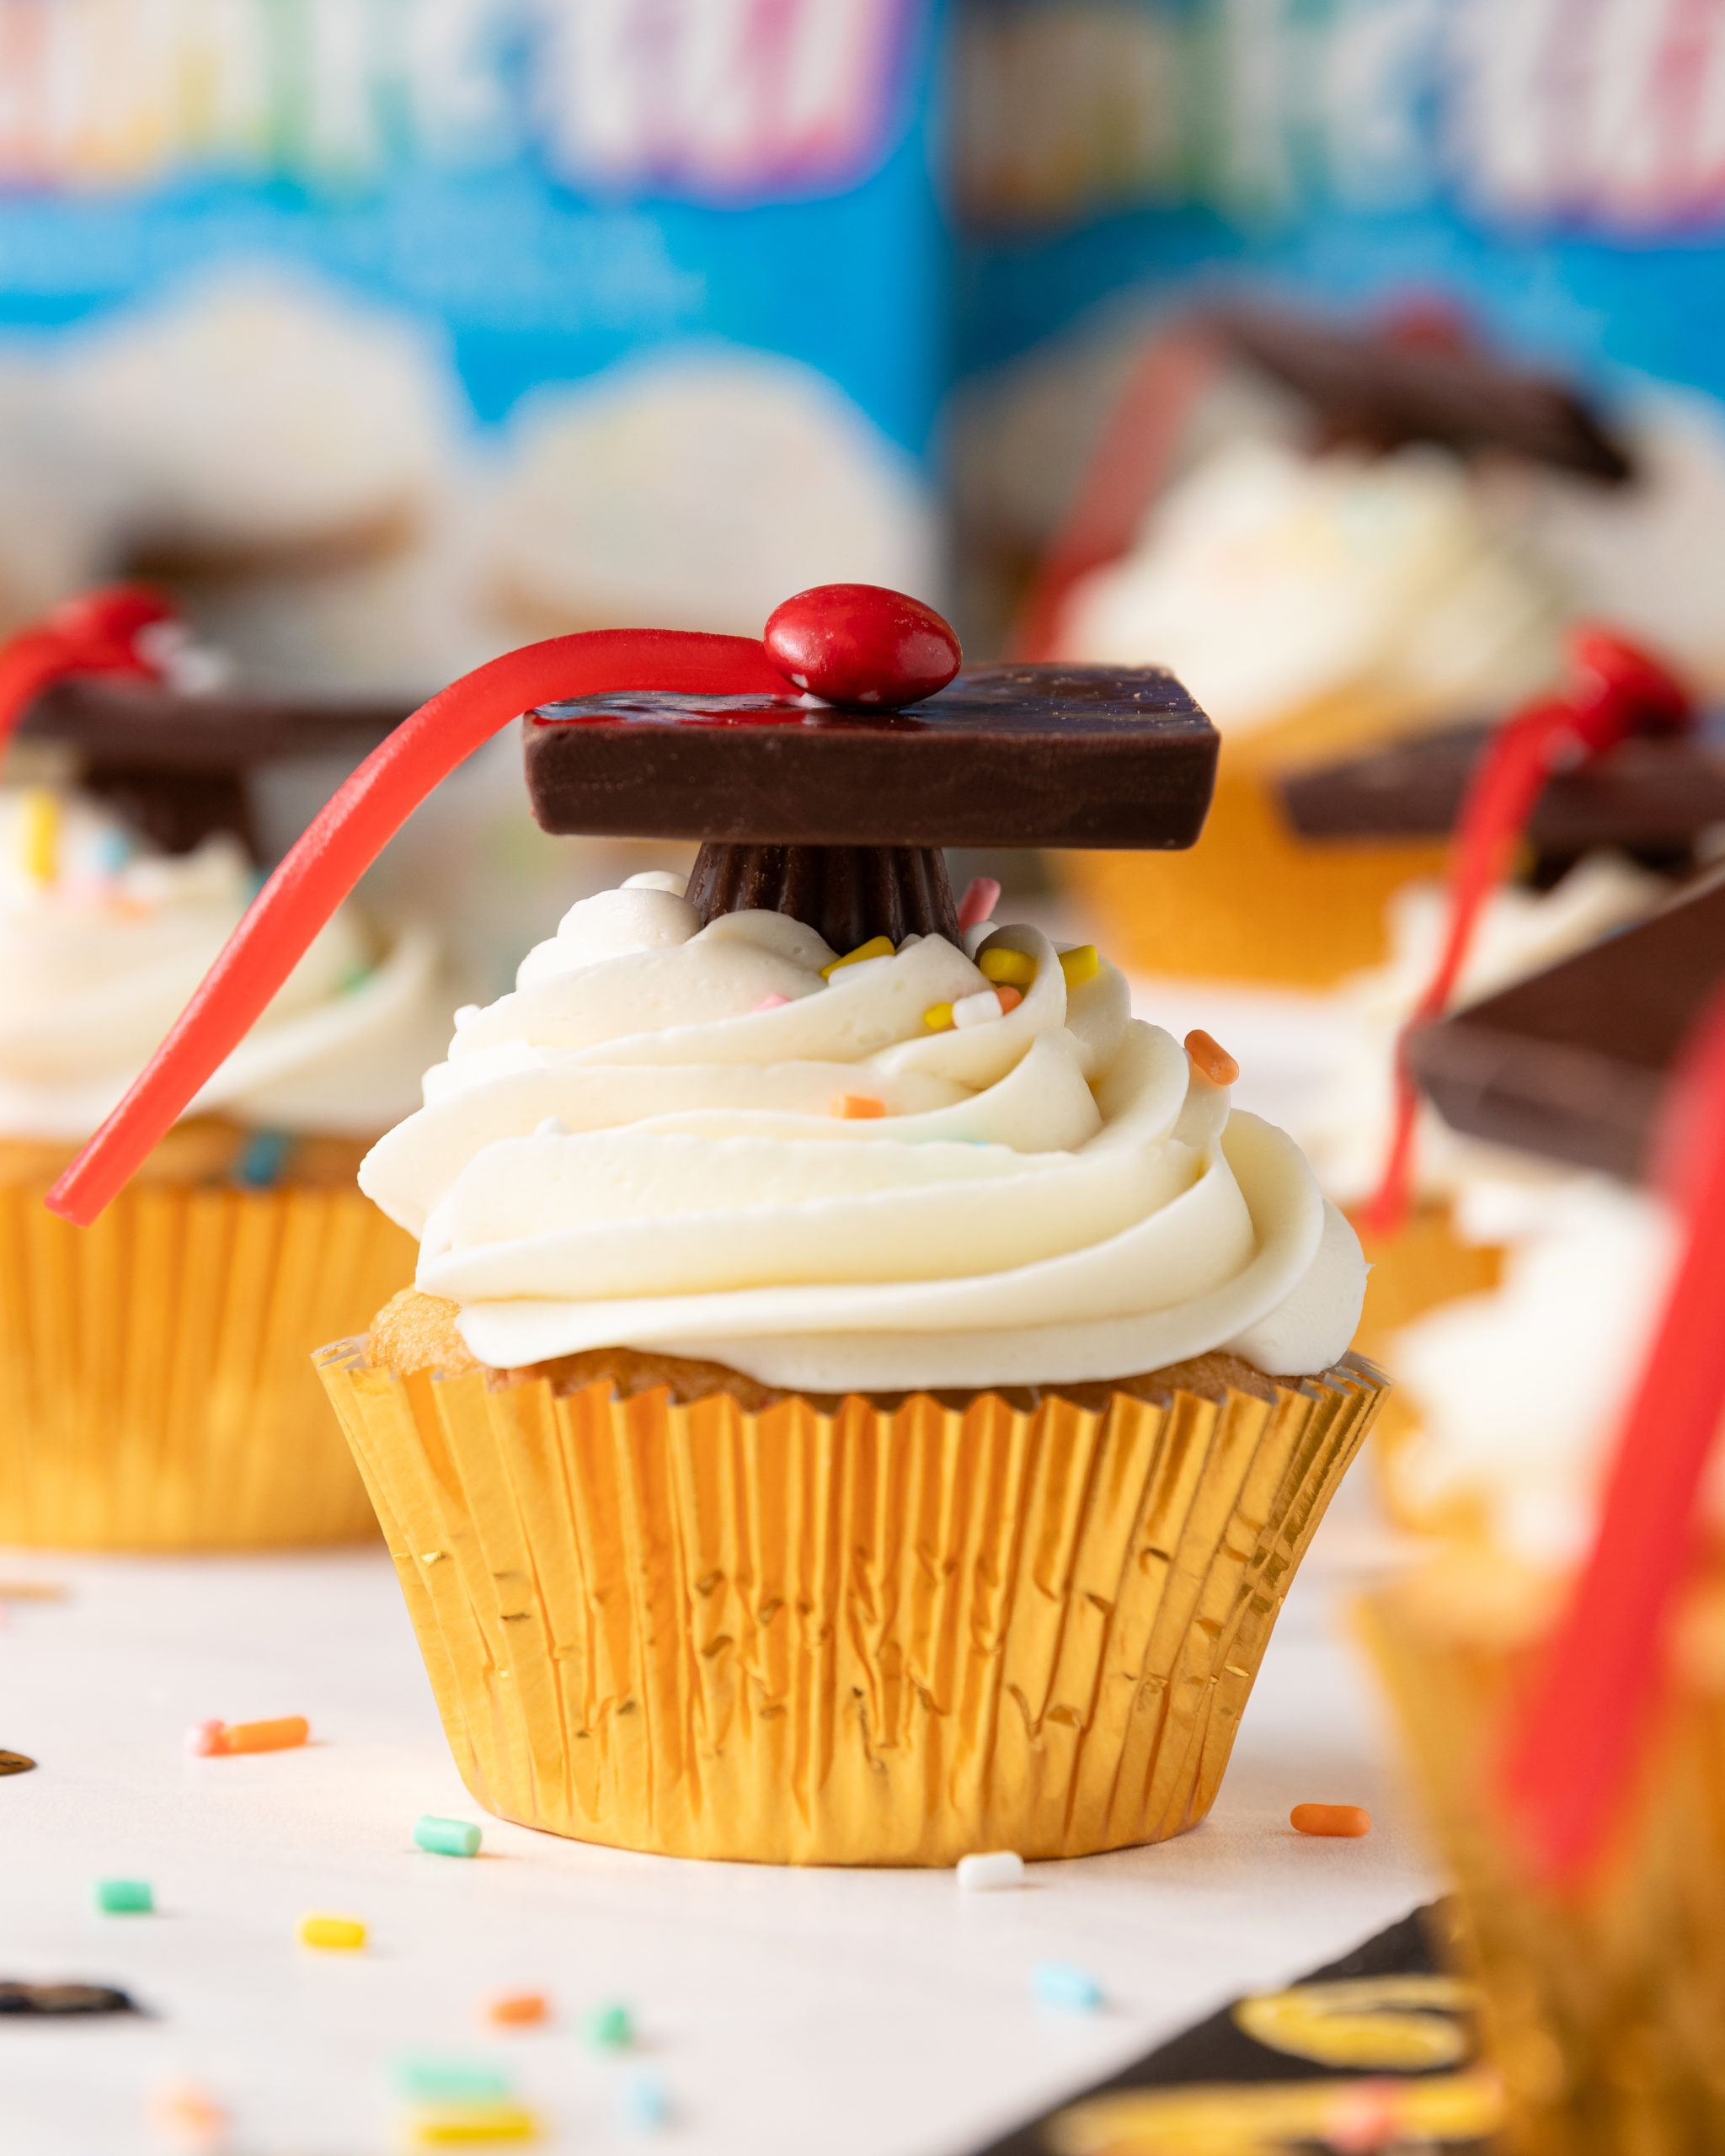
[360, 878, 1366, 1389]
[0, 787, 451, 1140]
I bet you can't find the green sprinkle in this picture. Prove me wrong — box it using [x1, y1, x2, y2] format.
[394, 2057, 512, 2102]
[94, 1878, 153, 1915]
[414, 1814, 482, 1859]
[585, 2001, 633, 2052]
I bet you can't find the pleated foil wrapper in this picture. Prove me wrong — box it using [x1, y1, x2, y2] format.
[0, 1182, 415, 1549]
[318, 1343, 1387, 1865]
[1362, 1572, 1725, 2155]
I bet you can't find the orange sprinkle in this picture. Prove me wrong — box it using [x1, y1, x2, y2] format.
[1184, 1028, 1239, 1087]
[995, 985, 1024, 1015]
[221, 1715, 309, 1755]
[1290, 1801, 1371, 1838]
[833, 1095, 886, 1118]
[487, 1990, 549, 2027]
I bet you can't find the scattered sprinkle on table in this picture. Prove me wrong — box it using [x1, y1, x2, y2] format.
[1184, 1028, 1240, 1087]
[1291, 1801, 1372, 1838]
[1032, 1961, 1104, 2013]
[485, 1991, 547, 2028]
[585, 2001, 633, 2052]
[0, 1750, 35, 1775]
[396, 2059, 514, 2103]
[94, 1878, 153, 1916]
[147, 2077, 227, 2153]
[620, 2072, 670, 2132]
[404, 2102, 540, 2146]
[297, 1913, 366, 1951]
[414, 1814, 483, 1859]
[185, 1715, 308, 1758]
[957, 1850, 1024, 1892]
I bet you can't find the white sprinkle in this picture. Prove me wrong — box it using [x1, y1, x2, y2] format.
[953, 988, 1005, 1029]
[897, 932, 923, 951]
[790, 672, 809, 688]
[534, 1117, 569, 1139]
[452, 1004, 481, 1031]
[958, 1850, 1024, 1892]
[828, 955, 893, 989]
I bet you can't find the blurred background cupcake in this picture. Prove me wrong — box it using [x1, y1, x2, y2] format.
[1358, 880, 1725, 2143]
[0, 638, 456, 1550]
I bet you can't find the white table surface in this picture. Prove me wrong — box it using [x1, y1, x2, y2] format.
[0, 1502, 1439, 2156]
[1, 962, 1436, 2155]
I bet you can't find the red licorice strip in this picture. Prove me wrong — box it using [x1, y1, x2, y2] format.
[1498, 985, 1725, 1886]
[1359, 627, 1691, 1241]
[47, 629, 783, 1226]
[0, 585, 175, 754]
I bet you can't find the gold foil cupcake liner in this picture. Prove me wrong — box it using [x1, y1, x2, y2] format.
[1361, 1570, 1725, 2154]
[0, 1181, 414, 1549]
[318, 1345, 1386, 1865]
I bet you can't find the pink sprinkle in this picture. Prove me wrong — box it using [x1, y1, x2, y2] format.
[958, 877, 1001, 933]
[184, 1719, 227, 1758]
[753, 993, 791, 1011]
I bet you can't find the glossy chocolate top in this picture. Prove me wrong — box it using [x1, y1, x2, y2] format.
[1278, 721, 1725, 867]
[524, 663, 1218, 849]
[1407, 871, 1725, 1180]
[1212, 302, 1634, 479]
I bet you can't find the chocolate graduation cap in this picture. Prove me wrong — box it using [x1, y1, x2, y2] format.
[1407, 868, 1725, 1182]
[45, 583, 1217, 1225]
[1279, 712, 1723, 885]
[1210, 301, 1634, 479]
[0, 584, 405, 860]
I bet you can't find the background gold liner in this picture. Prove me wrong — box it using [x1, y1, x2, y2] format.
[0, 1182, 414, 1549]
[1362, 1573, 1725, 2154]
[318, 1344, 1386, 1865]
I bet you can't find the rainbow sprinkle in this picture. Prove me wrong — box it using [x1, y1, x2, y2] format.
[977, 947, 1035, 989]
[19, 789, 59, 887]
[820, 935, 895, 979]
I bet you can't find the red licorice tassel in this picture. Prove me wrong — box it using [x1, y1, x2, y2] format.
[1359, 627, 1692, 1241]
[1498, 987, 1725, 1885]
[48, 628, 784, 1225]
[0, 584, 175, 750]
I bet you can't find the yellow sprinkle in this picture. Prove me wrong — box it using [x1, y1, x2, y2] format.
[820, 935, 895, 979]
[19, 787, 58, 886]
[298, 1913, 366, 1951]
[1058, 944, 1100, 988]
[406, 2105, 540, 2146]
[923, 1002, 954, 1032]
[977, 946, 1036, 988]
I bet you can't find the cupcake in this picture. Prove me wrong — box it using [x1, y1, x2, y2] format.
[1019, 300, 1648, 991]
[46, 588, 1385, 1862]
[0, 783, 449, 1548]
[318, 873, 1384, 1864]
[1360, 871, 1725, 2147]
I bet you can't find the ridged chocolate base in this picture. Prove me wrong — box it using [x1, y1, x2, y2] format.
[686, 843, 960, 953]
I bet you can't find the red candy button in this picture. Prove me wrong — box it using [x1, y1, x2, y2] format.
[764, 584, 960, 710]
